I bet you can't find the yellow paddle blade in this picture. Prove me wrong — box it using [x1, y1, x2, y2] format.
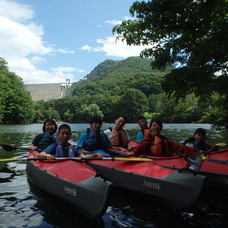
[201, 155, 206, 160]
[0, 158, 19, 162]
[114, 157, 152, 162]
[215, 143, 226, 147]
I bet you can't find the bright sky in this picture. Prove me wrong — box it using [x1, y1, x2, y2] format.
[0, 0, 150, 84]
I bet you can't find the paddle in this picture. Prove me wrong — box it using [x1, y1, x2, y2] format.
[0, 144, 42, 152]
[201, 147, 228, 160]
[0, 156, 153, 162]
[175, 151, 201, 167]
[215, 143, 226, 147]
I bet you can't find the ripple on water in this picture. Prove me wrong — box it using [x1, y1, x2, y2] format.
[1, 124, 228, 227]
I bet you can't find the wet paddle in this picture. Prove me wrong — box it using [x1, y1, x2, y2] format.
[0, 157, 153, 162]
[175, 151, 202, 167]
[201, 147, 228, 161]
[215, 143, 226, 147]
[0, 144, 42, 152]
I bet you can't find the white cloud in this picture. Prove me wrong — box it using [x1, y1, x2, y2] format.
[52, 67, 85, 73]
[0, 0, 77, 84]
[0, 15, 51, 58]
[8, 58, 75, 84]
[123, 16, 133, 20]
[81, 45, 92, 52]
[30, 56, 46, 64]
[105, 20, 122, 25]
[0, 0, 35, 22]
[81, 36, 152, 58]
[54, 49, 75, 54]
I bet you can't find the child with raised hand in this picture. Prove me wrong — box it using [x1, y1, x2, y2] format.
[37, 124, 102, 161]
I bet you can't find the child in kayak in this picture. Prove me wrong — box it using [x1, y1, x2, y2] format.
[183, 128, 216, 151]
[127, 119, 204, 156]
[37, 124, 102, 161]
[77, 116, 112, 156]
[104, 115, 131, 152]
[30, 118, 58, 151]
[136, 117, 150, 142]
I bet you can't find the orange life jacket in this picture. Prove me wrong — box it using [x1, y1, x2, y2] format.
[150, 135, 170, 156]
[110, 128, 128, 148]
[142, 129, 150, 136]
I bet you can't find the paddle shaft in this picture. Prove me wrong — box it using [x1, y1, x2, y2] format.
[0, 156, 152, 162]
[0, 144, 42, 152]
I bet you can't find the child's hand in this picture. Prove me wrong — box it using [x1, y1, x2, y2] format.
[30, 145, 37, 151]
[93, 153, 103, 158]
[46, 154, 55, 161]
[120, 147, 128, 152]
[125, 151, 135, 156]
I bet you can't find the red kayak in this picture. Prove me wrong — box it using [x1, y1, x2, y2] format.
[134, 149, 228, 191]
[203, 148, 228, 164]
[26, 151, 113, 220]
[86, 155, 206, 210]
[108, 141, 228, 191]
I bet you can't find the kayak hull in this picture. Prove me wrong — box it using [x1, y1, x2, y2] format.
[111, 142, 228, 191]
[26, 151, 112, 220]
[149, 153, 228, 191]
[86, 159, 206, 209]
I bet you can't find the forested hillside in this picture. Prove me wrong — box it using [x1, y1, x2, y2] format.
[0, 56, 225, 125]
[59, 57, 171, 122]
[67, 57, 169, 96]
[47, 56, 206, 123]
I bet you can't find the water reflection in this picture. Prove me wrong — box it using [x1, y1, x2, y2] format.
[28, 180, 105, 228]
[0, 123, 228, 227]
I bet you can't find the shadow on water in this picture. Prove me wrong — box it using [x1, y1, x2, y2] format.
[106, 187, 228, 228]
[27, 179, 105, 228]
[107, 188, 192, 228]
[1, 124, 228, 227]
[1, 170, 228, 228]
[0, 167, 16, 182]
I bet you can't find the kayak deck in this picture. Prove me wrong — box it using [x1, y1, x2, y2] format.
[86, 159, 206, 209]
[26, 151, 112, 220]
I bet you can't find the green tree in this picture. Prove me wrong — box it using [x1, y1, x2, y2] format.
[0, 57, 35, 123]
[200, 93, 228, 126]
[33, 100, 60, 122]
[113, 0, 228, 100]
[75, 104, 103, 123]
[148, 93, 202, 123]
[115, 88, 149, 122]
[148, 93, 175, 122]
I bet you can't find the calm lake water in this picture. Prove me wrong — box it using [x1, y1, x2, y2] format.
[0, 123, 228, 228]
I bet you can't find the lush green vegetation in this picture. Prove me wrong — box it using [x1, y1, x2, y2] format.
[113, 0, 227, 97]
[113, 0, 228, 125]
[1, 1, 227, 125]
[32, 57, 222, 125]
[1, 55, 227, 126]
[0, 58, 35, 124]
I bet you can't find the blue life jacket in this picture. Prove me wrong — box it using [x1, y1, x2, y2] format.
[54, 144, 75, 157]
[185, 137, 208, 151]
[38, 131, 57, 149]
[83, 128, 110, 151]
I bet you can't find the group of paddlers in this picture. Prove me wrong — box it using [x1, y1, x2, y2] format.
[30, 116, 214, 160]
